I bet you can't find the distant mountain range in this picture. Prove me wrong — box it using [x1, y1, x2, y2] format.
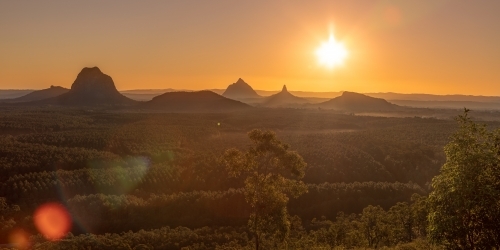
[5, 88, 500, 103]
[1, 69, 499, 111]
[0, 68, 251, 112]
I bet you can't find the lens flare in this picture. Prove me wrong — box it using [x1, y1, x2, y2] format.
[33, 203, 72, 241]
[8, 229, 30, 249]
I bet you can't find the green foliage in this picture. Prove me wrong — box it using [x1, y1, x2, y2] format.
[221, 129, 308, 248]
[428, 110, 500, 248]
[360, 205, 389, 248]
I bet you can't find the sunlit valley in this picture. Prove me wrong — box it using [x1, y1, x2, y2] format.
[1, 1, 500, 250]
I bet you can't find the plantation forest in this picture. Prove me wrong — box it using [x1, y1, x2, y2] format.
[1, 107, 500, 249]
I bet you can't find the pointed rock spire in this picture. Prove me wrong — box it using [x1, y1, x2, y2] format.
[282, 85, 288, 92]
[235, 78, 245, 84]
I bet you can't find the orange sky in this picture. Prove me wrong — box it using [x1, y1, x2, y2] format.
[0, 1, 499, 95]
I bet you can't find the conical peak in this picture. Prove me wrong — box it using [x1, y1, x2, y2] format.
[235, 78, 246, 85]
[282, 85, 288, 92]
[222, 77, 260, 98]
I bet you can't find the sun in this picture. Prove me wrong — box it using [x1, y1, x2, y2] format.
[316, 34, 348, 68]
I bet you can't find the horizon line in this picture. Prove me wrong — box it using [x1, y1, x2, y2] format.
[1, 87, 500, 98]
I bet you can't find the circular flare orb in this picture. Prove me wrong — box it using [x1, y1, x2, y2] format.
[33, 203, 72, 241]
[8, 229, 30, 249]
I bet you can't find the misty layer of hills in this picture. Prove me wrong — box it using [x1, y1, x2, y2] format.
[1, 67, 499, 111]
[1, 86, 69, 103]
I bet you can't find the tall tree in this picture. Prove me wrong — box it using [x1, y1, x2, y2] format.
[221, 129, 308, 249]
[428, 110, 500, 249]
[388, 202, 414, 244]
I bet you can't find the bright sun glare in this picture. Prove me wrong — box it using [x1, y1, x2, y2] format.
[316, 34, 348, 69]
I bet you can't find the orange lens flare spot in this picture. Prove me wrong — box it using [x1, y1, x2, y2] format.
[33, 203, 72, 241]
[9, 229, 30, 249]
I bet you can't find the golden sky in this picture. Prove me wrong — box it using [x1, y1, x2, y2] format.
[0, 1, 499, 95]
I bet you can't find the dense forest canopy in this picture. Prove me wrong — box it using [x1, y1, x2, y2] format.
[1, 107, 500, 249]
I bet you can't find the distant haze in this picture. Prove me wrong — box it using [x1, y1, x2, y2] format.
[1, 1, 499, 95]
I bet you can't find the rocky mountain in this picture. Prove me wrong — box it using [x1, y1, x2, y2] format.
[316, 91, 400, 111]
[3, 86, 68, 103]
[141, 90, 251, 112]
[41, 67, 136, 106]
[262, 85, 309, 107]
[222, 78, 260, 100]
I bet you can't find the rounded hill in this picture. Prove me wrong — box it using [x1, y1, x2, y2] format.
[142, 90, 252, 112]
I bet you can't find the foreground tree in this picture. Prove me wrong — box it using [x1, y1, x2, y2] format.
[360, 205, 389, 248]
[428, 110, 500, 249]
[221, 129, 308, 249]
[388, 202, 414, 244]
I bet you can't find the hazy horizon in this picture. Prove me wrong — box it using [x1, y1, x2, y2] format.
[4, 85, 500, 98]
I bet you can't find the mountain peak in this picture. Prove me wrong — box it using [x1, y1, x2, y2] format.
[80, 66, 102, 73]
[282, 85, 288, 92]
[47, 67, 136, 105]
[222, 78, 260, 99]
[341, 91, 362, 97]
[235, 78, 246, 84]
[71, 67, 115, 93]
[263, 85, 309, 107]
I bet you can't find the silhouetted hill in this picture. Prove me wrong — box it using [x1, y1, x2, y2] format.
[222, 78, 260, 100]
[39, 67, 136, 106]
[4, 86, 68, 103]
[141, 90, 251, 112]
[262, 85, 309, 107]
[316, 91, 400, 111]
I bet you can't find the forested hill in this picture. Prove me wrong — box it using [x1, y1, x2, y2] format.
[140, 90, 252, 112]
[316, 91, 401, 111]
